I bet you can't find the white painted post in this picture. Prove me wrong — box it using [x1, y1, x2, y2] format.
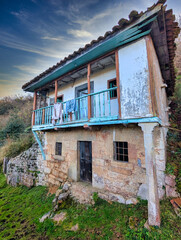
[138, 122, 161, 226]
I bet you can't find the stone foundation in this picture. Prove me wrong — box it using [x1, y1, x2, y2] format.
[43, 125, 150, 199]
[5, 124, 167, 206]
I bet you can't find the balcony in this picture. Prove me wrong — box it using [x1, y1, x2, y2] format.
[32, 87, 119, 130]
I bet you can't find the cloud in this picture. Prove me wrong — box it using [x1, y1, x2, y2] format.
[13, 65, 41, 75]
[11, 10, 30, 22]
[0, 31, 64, 58]
[67, 29, 92, 38]
[41, 36, 64, 41]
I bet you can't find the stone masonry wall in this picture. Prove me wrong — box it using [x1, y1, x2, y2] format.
[5, 124, 167, 202]
[43, 125, 149, 199]
[6, 143, 46, 187]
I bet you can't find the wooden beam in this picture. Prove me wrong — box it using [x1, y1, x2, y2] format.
[32, 91, 37, 126]
[87, 63, 91, 119]
[36, 50, 115, 92]
[55, 80, 58, 103]
[42, 109, 45, 124]
[145, 36, 158, 116]
[115, 50, 121, 118]
[97, 62, 104, 69]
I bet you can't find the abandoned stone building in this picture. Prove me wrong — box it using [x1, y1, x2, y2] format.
[21, 0, 179, 226]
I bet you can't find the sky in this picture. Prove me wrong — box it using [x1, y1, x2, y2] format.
[0, 0, 180, 98]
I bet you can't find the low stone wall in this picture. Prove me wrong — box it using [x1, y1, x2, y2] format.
[6, 143, 46, 187]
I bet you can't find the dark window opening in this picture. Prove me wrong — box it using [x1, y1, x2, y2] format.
[55, 142, 62, 155]
[114, 141, 128, 162]
[57, 95, 63, 103]
[108, 79, 117, 99]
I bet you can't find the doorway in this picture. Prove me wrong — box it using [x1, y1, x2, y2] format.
[78, 141, 92, 183]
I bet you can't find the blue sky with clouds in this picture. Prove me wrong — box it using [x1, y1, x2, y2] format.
[0, 0, 180, 98]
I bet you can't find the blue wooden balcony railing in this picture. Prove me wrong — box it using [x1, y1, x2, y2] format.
[33, 87, 118, 127]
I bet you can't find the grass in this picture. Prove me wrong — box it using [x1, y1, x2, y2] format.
[0, 171, 181, 239]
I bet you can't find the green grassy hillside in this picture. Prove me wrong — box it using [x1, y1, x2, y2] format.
[0, 171, 180, 240]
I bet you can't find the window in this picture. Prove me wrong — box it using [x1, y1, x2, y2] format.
[55, 142, 62, 155]
[113, 142, 128, 162]
[57, 95, 64, 103]
[108, 79, 117, 99]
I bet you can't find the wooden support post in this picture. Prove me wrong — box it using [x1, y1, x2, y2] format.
[42, 109, 45, 124]
[32, 91, 37, 126]
[87, 63, 91, 119]
[115, 50, 121, 118]
[55, 80, 58, 103]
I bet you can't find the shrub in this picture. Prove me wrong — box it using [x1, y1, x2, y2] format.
[0, 97, 14, 115]
[3, 114, 25, 139]
[0, 133, 35, 164]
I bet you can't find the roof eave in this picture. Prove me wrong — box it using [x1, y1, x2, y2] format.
[23, 4, 162, 92]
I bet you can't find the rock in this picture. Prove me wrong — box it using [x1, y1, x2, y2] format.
[52, 197, 57, 206]
[108, 193, 125, 204]
[137, 183, 147, 200]
[39, 211, 51, 223]
[70, 223, 79, 231]
[62, 183, 69, 191]
[166, 185, 180, 198]
[54, 205, 58, 211]
[165, 175, 176, 187]
[170, 198, 181, 217]
[126, 198, 138, 205]
[52, 212, 67, 223]
[58, 192, 69, 201]
[55, 189, 63, 197]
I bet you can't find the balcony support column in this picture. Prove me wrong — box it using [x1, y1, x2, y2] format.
[87, 63, 91, 119]
[55, 80, 58, 103]
[138, 122, 161, 227]
[115, 50, 121, 118]
[32, 91, 37, 126]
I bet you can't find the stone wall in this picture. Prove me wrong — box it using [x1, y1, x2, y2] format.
[6, 143, 46, 187]
[43, 125, 150, 199]
[5, 124, 167, 202]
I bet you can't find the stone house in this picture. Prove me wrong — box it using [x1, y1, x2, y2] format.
[22, 0, 179, 226]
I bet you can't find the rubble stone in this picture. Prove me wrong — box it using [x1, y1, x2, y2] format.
[55, 189, 63, 197]
[6, 143, 45, 187]
[166, 185, 180, 198]
[39, 211, 51, 223]
[165, 174, 176, 187]
[58, 192, 69, 201]
[70, 223, 79, 231]
[137, 183, 147, 200]
[52, 212, 67, 223]
[126, 198, 138, 205]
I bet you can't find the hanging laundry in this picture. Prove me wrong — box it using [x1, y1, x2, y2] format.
[65, 99, 77, 114]
[52, 103, 63, 125]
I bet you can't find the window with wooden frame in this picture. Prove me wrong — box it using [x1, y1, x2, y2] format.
[113, 141, 128, 162]
[55, 142, 62, 155]
[107, 78, 117, 99]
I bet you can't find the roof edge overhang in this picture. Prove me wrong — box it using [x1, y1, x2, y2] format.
[23, 4, 163, 93]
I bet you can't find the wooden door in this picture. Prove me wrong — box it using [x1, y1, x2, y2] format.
[79, 141, 92, 183]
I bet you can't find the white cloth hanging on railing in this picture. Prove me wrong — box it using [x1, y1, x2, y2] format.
[52, 103, 63, 125]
